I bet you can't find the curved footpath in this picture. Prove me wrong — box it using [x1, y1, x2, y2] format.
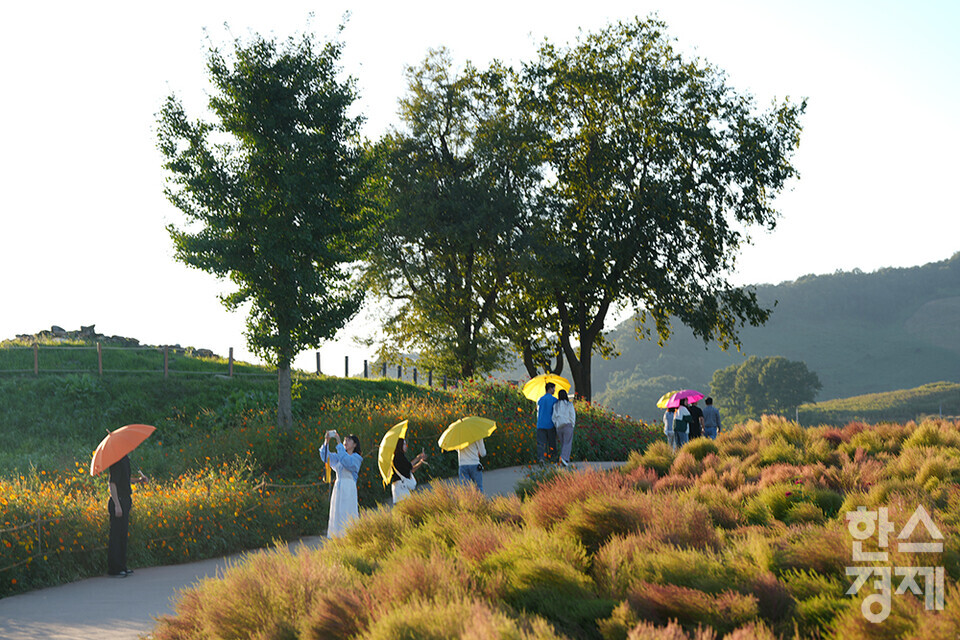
[0, 462, 622, 640]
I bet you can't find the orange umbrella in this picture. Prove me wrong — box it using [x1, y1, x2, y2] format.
[90, 424, 156, 476]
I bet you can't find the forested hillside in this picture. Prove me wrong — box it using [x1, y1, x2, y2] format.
[594, 252, 960, 422]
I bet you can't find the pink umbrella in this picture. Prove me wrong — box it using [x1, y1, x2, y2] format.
[666, 389, 704, 409]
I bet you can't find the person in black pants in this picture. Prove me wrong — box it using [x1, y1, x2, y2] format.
[108, 455, 147, 577]
[687, 400, 705, 439]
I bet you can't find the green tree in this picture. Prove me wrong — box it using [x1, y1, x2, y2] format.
[366, 50, 542, 378]
[711, 355, 821, 417]
[759, 356, 823, 414]
[157, 30, 369, 429]
[523, 17, 806, 400]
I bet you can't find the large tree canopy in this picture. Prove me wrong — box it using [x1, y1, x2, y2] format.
[523, 17, 806, 400]
[711, 355, 822, 418]
[366, 50, 542, 378]
[157, 30, 369, 428]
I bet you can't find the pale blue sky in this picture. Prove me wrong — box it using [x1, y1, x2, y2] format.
[1, 1, 957, 372]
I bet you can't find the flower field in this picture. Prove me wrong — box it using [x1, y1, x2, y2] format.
[0, 378, 658, 598]
[148, 416, 960, 639]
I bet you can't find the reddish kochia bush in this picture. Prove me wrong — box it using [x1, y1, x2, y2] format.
[626, 582, 759, 635]
[524, 468, 642, 529]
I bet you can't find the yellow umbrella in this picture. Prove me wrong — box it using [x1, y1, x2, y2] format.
[377, 420, 409, 486]
[656, 390, 681, 409]
[521, 373, 571, 402]
[438, 416, 497, 451]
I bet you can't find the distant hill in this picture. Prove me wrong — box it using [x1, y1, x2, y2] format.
[593, 252, 960, 423]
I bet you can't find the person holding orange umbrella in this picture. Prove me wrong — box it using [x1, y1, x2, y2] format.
[107, 454, 148, 577]
[91, 424, 154, 578]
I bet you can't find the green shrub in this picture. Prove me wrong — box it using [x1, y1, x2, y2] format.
[593, 537, 748, 599]
[682, 484, 742, 530]
[828, 590, 927, 640]
[758, 438, 801, 466]
[903, 420, 960, 450]
[842, 429, 887, 456]
[752, 483, 799, 521]
[758, 417, 807, 448]
[810, 487, 845, 519]
[770, 525, 848, 578]
[684, 438, 719, 462]
[360, 597, 564, 640]
[783, 502, 825, 526]
[793, 594, 850, 639]
[556, 493, 651, 554]
[630, 440, 675, 477]
[480, 528, 611, 634]
[743, 499, 773, 526]
[780, 568, 846, 601]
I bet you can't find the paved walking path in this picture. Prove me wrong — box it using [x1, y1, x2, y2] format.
[0, 462, 621, 640]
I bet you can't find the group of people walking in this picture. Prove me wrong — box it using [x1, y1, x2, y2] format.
[663, 397, 721, 451]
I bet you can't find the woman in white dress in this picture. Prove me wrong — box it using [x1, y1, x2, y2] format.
[319, 431, 362, 538]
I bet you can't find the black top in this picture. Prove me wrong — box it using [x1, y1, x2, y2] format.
[390, 438, 412, 483]
[688, 405, 704, 439]
[109, 455, 132, 504]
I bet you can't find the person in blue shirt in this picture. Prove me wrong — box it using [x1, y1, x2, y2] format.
[702, 397, 722, 439]
[319, 431, 363, 538]
[536, 382, 558, 463]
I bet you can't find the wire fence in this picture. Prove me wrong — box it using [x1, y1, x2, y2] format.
[0, 344, 459, 388]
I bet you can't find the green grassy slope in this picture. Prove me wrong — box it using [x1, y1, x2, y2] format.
[798, 381, 960, 425]
[0, 343, 438, 475]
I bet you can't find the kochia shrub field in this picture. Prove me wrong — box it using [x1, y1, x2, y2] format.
[149, 416, 960, 639]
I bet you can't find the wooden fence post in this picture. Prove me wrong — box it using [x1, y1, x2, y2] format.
[345, 356, 349, 378]
[33, 343, 38, 376]
[363, 360, 368, 378]
[316, 352, 321, 375]
[428, 370, 433, 387]
[397, 365, 402, 380]
[228, 347, 234, 378]
[97, 342, 103, 377]
[382, 362, 387, 377]
[443, 374, 447, 390]
[413, 367, 417, 385]
[163, 347, 169, 378]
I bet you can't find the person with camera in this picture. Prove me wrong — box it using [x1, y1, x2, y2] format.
[319, 430, 363, 537]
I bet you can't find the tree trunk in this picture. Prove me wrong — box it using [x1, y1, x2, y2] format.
[521, 341, 538, 379]
[522, 339, 565, 379]
[564, 344, 592, 401]
[277, 360, 293, 430]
